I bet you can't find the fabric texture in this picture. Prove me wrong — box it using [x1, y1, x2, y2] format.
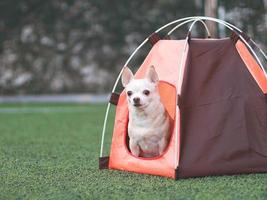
[178, 38, 267, 178]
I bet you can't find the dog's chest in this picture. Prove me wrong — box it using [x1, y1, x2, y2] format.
[128, 112, 168, 140]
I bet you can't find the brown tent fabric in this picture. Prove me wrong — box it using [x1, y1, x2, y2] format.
[177, 38, 267, 178]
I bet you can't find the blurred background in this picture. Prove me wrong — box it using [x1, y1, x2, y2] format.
[0, 0, 266, 99]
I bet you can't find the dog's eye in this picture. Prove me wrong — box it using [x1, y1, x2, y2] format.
[143, 90, 150, 96]
[127, 91, 133, 96]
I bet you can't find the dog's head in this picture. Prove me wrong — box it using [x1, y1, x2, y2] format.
[121, 65, 159, 109]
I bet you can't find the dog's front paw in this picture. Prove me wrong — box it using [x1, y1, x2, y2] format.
[131, 150, 140, 157]
[129, 140, 140, 157]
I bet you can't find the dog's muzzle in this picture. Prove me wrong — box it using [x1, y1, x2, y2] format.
[133, 97, 140, 106]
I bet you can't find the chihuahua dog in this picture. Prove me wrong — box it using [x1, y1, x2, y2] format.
[121, 65, 170, 158]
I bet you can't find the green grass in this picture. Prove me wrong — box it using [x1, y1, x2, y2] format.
[1, 103, 267, 200]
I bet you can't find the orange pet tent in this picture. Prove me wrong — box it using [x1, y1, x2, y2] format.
[99, 17, 267, 179]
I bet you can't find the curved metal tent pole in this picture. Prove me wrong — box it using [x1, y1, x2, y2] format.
[188, 19, 211, 37]
[250, 39, 267, 61]
[167, 19, 211, 37]
[100, 16, 267, 158]
[167, 19, 197, 35]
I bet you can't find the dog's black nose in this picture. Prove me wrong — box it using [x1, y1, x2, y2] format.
[133, 97, 140, 104]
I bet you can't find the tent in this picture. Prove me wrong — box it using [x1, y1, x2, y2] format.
[99, 16, 267, 179]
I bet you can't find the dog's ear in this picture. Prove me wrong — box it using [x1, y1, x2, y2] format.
[146, 65, 159, 83]
[121, 67, 134, 87]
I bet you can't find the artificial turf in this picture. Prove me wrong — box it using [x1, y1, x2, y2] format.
[0, 103, 267, 200]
